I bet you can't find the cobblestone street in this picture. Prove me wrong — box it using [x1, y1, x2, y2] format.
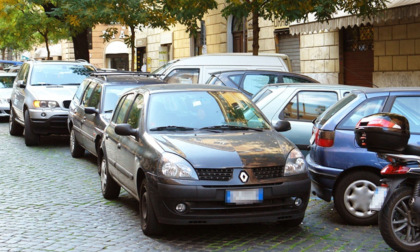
[0, 120, 392, 251]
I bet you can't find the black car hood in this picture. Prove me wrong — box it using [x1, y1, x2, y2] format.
[152, 131, 294, 168]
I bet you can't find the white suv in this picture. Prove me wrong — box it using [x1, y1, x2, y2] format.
[9, 60, 95, 146]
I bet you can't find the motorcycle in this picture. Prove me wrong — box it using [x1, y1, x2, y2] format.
[355, 113, 420, 252]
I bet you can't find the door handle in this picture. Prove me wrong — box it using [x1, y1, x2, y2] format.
[117, 143, 121, 149]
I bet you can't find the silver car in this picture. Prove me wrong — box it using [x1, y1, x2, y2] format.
[252, 84, 369, 154]
[0, 72, 16, 117]
[9, 60, 95, 146]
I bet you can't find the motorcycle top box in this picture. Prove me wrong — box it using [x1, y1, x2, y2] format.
[355, 113, 410, 154]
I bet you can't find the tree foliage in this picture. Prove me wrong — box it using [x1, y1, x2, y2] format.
[162, 0, 387, 55]
[0, 0, 69, 59]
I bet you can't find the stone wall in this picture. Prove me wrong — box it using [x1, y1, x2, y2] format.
[299, 30, 340, 84]
[373, 18, 420, 87]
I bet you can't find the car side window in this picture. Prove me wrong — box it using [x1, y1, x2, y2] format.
[126, 95, 144, 129]
[390, 96, 420, 134]
[81, 83, 97, 107]
[242, 74, 280, 96]
[16, 63, 29, 84]
[338, 97, 386, 130]
[165, 69, 199, 84]
[283, 91, 338, 121]
[86, 84, 102, 109]
[74, 80, 90, 104]
[228, 74, 244, 86]
[114, 94, 136, 124]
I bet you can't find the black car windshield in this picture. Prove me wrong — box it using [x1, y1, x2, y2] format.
[147, 91, 271, 131]
[30, 64, 95, 86]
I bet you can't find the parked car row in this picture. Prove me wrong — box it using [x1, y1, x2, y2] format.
[7, 56, 419, 242]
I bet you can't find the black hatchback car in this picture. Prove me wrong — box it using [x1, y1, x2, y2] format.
[67, 72, 165, 161]
[206, 70, 318, 98]
[99, 84, 311, 235]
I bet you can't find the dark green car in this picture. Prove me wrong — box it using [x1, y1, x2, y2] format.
[99, 84, 310, 236]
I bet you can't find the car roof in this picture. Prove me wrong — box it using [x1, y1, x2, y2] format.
[89, 73, 166, 85]
[356, 87, 420, 94]
[263, 83, 368, 91]
[28, 60, 92, 65]
[131, 84, 238, 94]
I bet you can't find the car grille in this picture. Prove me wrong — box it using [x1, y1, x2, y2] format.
[196, 168, 233, 181]
[62, 100, 71, 109]
[253, 166, 284, 180]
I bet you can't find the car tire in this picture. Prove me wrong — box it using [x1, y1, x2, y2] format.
[139, 179, 163, 236]
[24, 110, 40, 146]
[334, 171, 380, 225]
[100, 154, 120, 199]
[9, 108, 23, 136]
[70, 128, 84, 158]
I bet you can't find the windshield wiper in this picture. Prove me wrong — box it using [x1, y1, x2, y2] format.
[200, 125, 264, 132]
[149, 125, 195, 131]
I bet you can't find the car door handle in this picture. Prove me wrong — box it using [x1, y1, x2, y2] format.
[117, 143, 121, 149]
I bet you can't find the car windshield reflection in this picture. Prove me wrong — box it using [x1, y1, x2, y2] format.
[147, 91, 270, 132]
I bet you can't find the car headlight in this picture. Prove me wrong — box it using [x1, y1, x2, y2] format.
[284, 148, 307, 176]
[159, 152, 198, 180]
[0, 98, 7, 105]
[33, 100, 60, 108]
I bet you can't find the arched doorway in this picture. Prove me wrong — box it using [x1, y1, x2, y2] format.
[105, 41, 129, 71]
[232, 16, 247, 52]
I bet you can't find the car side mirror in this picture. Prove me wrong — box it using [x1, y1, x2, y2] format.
[273, 120, 291, 132]
[115, 124, 138, 138]
[84, 107, 99, 114]
[17, 80, 26, 88]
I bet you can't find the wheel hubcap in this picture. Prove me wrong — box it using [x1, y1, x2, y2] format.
[392, 195, 420, 246]
[70, 130, 75, 152]
[344, 179, 376, 218]
[100, 159, 107, 192]
[141, 189, 148, 223]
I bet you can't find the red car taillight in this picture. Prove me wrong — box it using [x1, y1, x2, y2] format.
[381, 164, 410, 175]
[313, 128, 335, 147]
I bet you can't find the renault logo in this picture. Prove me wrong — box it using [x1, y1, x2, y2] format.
[239, 171, 249, 183]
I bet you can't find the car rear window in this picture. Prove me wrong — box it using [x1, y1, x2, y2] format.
[316, 93, 357, 126]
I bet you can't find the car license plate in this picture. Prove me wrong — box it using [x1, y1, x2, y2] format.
[369, 186, 388, 211]
[226, 188, 263, 204]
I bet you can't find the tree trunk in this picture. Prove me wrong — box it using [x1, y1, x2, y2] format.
[130, 26, 135, 71]
[252, 9, 260, 56]
[72, 28, 90, 62]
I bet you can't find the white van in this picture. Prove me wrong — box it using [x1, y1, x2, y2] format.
[152, 53, 292, 84]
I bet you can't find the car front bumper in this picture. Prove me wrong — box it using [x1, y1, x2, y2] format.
[149, 175, 311, 225]
[306, 154, 343, 202]
[28, 108, 69, 135]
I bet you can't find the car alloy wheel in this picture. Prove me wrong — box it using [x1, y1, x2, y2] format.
[100, 156, 120, 199]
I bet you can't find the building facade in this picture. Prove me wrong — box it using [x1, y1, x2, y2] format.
[85, 0, 419, 88]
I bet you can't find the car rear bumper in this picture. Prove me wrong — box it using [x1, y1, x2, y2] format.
[150, 176, 311, 225]
[306, 154, 342, 202]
